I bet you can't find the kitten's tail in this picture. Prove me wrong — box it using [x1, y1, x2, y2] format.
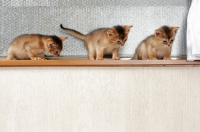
[60, 24, 85, 40]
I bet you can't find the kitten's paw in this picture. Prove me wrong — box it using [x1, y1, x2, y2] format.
[34, 57, 41, 60]
[41, 58, 47, 60]
[150, 58, 157, 60]
[34, 57, 43, 60]
[112, 57, 120, 60]
[163, 58, 171, 60]
[96, 57, 104, 60]
[89, 57, 95, 60]
[142, 58, 149, 60]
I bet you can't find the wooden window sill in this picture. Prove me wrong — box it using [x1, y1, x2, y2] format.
[0, 57, 200, 67]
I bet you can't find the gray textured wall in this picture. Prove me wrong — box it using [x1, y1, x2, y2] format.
[0, 0, 190, 57]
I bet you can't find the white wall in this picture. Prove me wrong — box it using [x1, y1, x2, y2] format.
[0, 67, 200, 132]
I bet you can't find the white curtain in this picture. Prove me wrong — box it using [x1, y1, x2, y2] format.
[187, 0, 200, 61]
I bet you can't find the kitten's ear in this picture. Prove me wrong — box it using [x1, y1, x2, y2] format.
[107, 29, 117, 38]
[48, 43, 57, 48]
[58, 36, 68, 41]
[171, 27, 179, 34]
[155, 29, 163, 37]
[123, 25, 133, 32]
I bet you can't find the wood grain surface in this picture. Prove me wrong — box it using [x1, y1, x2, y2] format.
[0, 59, 200, 67]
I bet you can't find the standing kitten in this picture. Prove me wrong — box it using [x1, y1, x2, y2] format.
[132, 26, 179, 60]
[60, 24, 132, 60]
[6, 34, 67, 60]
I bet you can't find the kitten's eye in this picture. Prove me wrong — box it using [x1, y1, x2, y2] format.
[163, 40, 167, 44]
[124, 39, 127, 42]
[116, 40, 121, 43]
[171, 40, 174, 43]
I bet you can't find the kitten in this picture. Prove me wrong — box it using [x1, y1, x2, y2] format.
[60, 24, 132, 60]
[132, 26, 179, 60]
[6, 34, 67, 60]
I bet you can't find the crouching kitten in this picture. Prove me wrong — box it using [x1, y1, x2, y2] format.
[6, 34, 67, 60]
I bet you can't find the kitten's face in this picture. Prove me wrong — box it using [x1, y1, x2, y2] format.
[160, 37, 174, 47]
[47, 36, 67, 56]
[107, 25, 132, 46]
[155, 26, 179, 47]
[47, 43, 62, 56]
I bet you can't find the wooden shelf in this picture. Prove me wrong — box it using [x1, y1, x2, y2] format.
[0, 58, 200, 67]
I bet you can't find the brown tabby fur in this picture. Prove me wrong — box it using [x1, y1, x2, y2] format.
[132, 26, 179, 60]
[60, 24, 132, 60]
[6, 34, 67, 60]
